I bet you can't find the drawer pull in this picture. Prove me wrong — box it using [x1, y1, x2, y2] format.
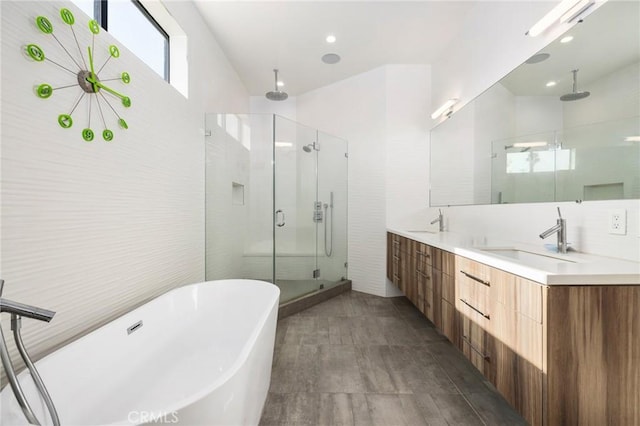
[460, 298, 490, 320]
[393, 255, 400, 261]
[462, 335, 491, 361]
[393, 240, 400, 246]
[416, 250, 430, 258]
[416, 270, 430, 279]
[460, 270, 490, 287]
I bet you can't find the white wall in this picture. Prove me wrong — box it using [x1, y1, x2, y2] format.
[430, 1, 639, 262]
[1, 0, 248, 367]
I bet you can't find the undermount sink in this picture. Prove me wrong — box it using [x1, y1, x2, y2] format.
[478, 247, 577, 264]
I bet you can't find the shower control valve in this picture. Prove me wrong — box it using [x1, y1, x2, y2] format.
[313, 202, 323, 223]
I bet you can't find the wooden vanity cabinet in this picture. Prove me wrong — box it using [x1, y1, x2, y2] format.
[389, 233, 408, 295]
[388, 232, 639, 425]
[455, 256, 545, 426]
[387, 233, 454, 341]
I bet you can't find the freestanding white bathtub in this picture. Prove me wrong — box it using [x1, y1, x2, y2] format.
[1, 279, 280, 425]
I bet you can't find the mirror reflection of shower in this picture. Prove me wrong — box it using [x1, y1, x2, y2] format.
[303, 142, 319, 153]
[323, 192, 333, 257]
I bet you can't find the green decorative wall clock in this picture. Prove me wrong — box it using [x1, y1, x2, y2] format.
[25, 8, 131, 142]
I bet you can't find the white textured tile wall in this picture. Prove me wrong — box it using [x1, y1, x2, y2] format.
[205, 117, 250, 280]
[1, 0, 248, 370]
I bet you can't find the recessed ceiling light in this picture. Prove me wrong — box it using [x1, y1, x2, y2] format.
[326, 34, 336, 44]
[277, 81, 284, 87]
[546, 81, 557, 87]
[560, 35, 574, 43]
[322, 53, 341, 64]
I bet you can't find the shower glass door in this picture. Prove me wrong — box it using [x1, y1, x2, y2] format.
[273, 116, 319, 303]
[316, 130, 348, 284]
[205, 113, 348, 305]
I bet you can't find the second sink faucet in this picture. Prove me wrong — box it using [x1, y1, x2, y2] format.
[430, 209, 444, 232]
[539, 207, 567, 254]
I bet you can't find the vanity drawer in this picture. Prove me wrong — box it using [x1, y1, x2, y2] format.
[457, 276, 491, 319]
[491, 269, 543, 324]
[461, 309, 492, 374]
[442, 251, 455, 276]
[411, 241, 434, 270]
[456, 255, 491, 284]
[441, 273, 455, 304]
[516, 277, 543, 324]
[456, 256, 492, 316]
[391, 233, 409, 256]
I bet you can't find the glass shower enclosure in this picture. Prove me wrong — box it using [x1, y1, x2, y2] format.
[205, 113, 348, 304]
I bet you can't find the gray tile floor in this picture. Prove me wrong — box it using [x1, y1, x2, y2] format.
[260, 290, 527, 426]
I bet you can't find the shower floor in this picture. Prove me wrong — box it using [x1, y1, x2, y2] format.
[264, 279, 338, 304]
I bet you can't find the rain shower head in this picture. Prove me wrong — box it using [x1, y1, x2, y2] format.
[302, 143, 319, 152]
[265, 69, 288, 101]
[560, 69, 590, 101]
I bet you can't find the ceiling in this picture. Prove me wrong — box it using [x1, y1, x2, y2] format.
[193, 1, 478, 96]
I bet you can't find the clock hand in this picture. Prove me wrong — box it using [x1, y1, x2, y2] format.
[93, 80, 130, 104]
[87, 46, 98, 93]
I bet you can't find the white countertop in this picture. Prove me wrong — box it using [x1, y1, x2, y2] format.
[388, 227, 640, 285]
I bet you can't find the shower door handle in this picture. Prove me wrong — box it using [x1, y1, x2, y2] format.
[275, 209, 286, 227]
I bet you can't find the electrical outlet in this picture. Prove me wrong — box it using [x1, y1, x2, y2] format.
[608, 209, 626, 235]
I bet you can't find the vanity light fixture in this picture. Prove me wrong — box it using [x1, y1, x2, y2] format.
[546, 81, 557, 87]
[431, 98, 459, 119]
[526, 0, 592, 37]
[560, 35, 574, 43]
[514, 141, 548, 148]
[326, 34, 336, 44]
[275, 141, 293, 148]
[560, 0, 595, 23]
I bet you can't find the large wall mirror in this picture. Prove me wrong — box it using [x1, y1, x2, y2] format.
[430, 1, 640, 206]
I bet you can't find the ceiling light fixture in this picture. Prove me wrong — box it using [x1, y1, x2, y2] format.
[624, 136, 640, 142]
[431, 98, 459, 119]
[526, 0, 591, 37]
[546, 81, 557, 87]
[560, 0, 595, 23]
[275, 141, 293, 148]
[560, 35, 574, 43]
[277, 81, 284, 87]
[326, 34, 336, 44]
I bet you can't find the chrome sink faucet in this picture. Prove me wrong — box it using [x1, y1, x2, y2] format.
[430, 209, 444, 232]
[539, 207, 567, 254]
